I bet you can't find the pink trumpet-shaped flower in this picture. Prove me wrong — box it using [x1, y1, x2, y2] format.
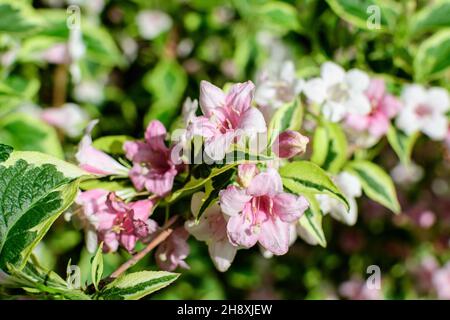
[124, 120, 181, 196]
[345, 79, 401, 139]
[155, 227, 190, 271]
[219, 167, 308, 255]
[189, 80, 267, 160]
[185, 192, 238, 272]
[76, 121, 129, 176]
[76, 190, 156, 253]
[272, 130, 309, 159]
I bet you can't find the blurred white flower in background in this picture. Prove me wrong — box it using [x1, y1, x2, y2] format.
[316, 171, 362, 226]
[303, 62, 371, 122]
[119, 35, 139, 62]
[136, 10, 172, 40]
[41, 103, 89, 138]
[73, 80, 105, 105]
[396, 85, 449, 140]
[255, 60, 304, 122]
[391, 162, 424, 185]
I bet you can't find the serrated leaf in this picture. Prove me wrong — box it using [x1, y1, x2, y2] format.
[90, 243, 103, 291]
[345, 160, 400, 213]
[92, 135, 133, 155]
[0, 152, 85, 270]
[0, 113, 63, 159]
[414, 29, 450, 81]
[98, 271, 179, 300]
[386, 125, 419, 165]
[311, 120, 348, 173]
[279, 161, 349, 210]
[410, 1, 450, 36]
[267, 97, 303, 147]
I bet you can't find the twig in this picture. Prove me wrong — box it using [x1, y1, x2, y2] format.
[109, 215, 178, 279]
[52, 64, 68, 107]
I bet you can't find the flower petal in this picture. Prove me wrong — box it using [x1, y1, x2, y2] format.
[321, 62, 346, 87]
[225, 81, 255, 114]
[247, 168, 283, 197]
[200, 80, 225, 117]
[273, 193, 308, 223]
[208, 239, 237, 272]
[226, 213, 259, 248]
[219, 185, 252, 216]
[258, 218, 290, 255]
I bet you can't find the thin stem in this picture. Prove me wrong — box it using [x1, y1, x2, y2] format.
[52, 64, 68, 107]
[109, 215, 178, 279]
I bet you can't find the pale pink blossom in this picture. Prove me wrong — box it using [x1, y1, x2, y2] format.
[189, 80, 267, 160]
[124, 120, 181, 196]
[76, 190, 156, 252]
[76, 121, 129, 176]
[136, 10, 172, 40]
[272, 130, 309, 159]
[155, 227, 190, 271]
[432, 262, 450, 299]
[185, 192, 237, 272]
[345, 79, 401, 139]
[41, 43, 69, 64]
[219, 167, 308, 255]
[41, 103, 89, 137]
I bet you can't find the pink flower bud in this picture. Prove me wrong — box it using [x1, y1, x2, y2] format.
[237, 164, 258, 188]
[272, 130, 309, 159]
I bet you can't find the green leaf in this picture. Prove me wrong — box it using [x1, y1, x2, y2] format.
[267, 97, 303, 147]
[295, 193, 326, 247]
[326, 0, 399, 32]
[258, 1, 300, 35]
[279, 161, 349, 210]
[386, 125, 419, 165]
[98, 271, 179, 300]
[197, 169, 235, 218]
[90, 243, 104, 291]
[0, 144, 13, 163]
[0, 113, 63, 159]
[311, 120, 348, 173]
[345, 160, 400, 213]
[410, 1, 450, 36]
[92, 135, 133, 155]
[414, 29, 450, 81]
[0, 152, 86, 270]
[0, 1, 43, 35]
[143, 59, 187, 126]
[167, 164, 238, 203]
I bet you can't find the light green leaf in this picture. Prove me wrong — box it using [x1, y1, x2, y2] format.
[98, 271, 179, 300]
[414, 29, 450, 81]
[91, 243, 104, 291]
[410, 0, 450, 36]
[92, 135, 133, 155]
[258, 1, 300, 35]
[345, 160, 400, 213]
[0, 113, 63, 159]
[267, 97, 303, 147]
[311, 120, 348, 173]
[0, 151, 86, 270]
[386, 125, 419, 165]
[326, 0, 399, 32]
[0, 1, 43, 35]
[296, 193, 326, 247]
[279, 161, 349, 210]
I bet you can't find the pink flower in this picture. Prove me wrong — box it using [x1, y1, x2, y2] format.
[345, 79, 401, 139]
[76, 120, 129, 176]
[433, 262, 450, 299]
[189, 81, 267, 160]
[219, 167, 308, 255]
[41, 103, 89, 137]
[41, 43, 69, 64]
[124, 120, 181, 196]
[185, 192, 237, 272]
[272, 130, 309, 159]
[155, 227, 190, 271]
[76, 190, 156, 253]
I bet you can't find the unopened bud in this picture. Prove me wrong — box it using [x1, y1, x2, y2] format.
[272, 130, 309, 159]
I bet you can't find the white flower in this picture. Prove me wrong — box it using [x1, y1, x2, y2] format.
[73, 80, 105, 105]
[136, 10, 172, 40]
[396, 85, 449, 140]
[303, 62, 371, 122]
[41, 103, 89, 138]
[255, 60, 304, 121]
[391, 162, 424, 185]
[316, 171, 362, 226]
